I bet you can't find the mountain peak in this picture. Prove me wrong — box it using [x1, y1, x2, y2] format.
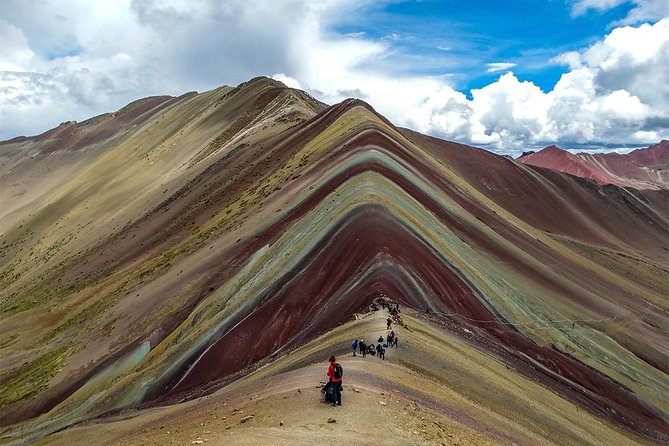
[517, 145, 569, 161]
[1, 77, 667, 445]
[518, 141, 668, 189]
[538, 144, 571, 156]
[237, 75, 288, 89]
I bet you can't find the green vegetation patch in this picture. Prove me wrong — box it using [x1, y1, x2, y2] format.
[0, 343, 70, 411]
[47, 296, 115, 340]
[0, 267, 107, 318]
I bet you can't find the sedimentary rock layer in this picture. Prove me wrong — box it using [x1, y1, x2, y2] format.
[0, 78, 666, 444]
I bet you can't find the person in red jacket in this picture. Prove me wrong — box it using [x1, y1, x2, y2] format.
[327, 355, 343, 406]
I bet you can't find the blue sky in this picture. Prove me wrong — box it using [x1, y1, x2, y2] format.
[338, 0, 637, 91]
[0, 0, 667, 154]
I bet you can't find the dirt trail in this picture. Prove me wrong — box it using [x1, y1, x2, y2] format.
[39, 311, 652, 446]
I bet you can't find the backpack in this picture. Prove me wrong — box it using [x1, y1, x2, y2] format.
[326, 383, 335, 403]
[333, 362, 343, 379]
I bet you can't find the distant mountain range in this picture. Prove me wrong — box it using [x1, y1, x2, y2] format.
[517, 141, 668, 190]
[1, 77, 666, 445]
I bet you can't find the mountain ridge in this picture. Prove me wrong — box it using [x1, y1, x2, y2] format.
[517, 141, 668, 190]
[0, 77, 667, 444]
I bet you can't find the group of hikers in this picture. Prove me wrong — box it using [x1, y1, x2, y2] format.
[351, 330, 398, 359]
[322, 297, 402, 407]
[374, 299, 403, 326]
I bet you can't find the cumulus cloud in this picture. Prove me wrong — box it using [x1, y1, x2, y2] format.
[275, 18, 668, 153]
[0, 0, 667, 155]
[545, 19, 669, 146]
[0, 0, 380, 139]
[0, 19, 34, 72]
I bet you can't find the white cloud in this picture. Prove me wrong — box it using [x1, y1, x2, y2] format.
[284, 18, 668, 153]
[271, 73, 303, 89]
[570, 0, 669, 25]
[485, 62, 517, 73]
[472, 73, 554, 144]
[0, 0, 379, 139]
[571, 0, 627, 16]
[550, 51, 582, 69]
[553, 19, 669, 112]
[0, 19, 34, 72]
[0, 1, 667, 155]
[619, 1, 669, 25]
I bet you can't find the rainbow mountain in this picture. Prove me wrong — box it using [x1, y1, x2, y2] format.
[0, 77, 667, 445]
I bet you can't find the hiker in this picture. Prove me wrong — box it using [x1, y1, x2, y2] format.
[327, 355, 343, 406]
[378, 343, 385, 360]
[387, 317, 392, 330]
[352, 339, 358, 356]
[321, 380, 332, 403]
[392, 335, 398, 348]
[368, 345, 376, 356]
[360, 339, 367, 357]
[378, 335, 384, 343]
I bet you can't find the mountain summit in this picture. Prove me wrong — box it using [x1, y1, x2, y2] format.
[0, 78, 667, 445]
[517, 141, 669, 189]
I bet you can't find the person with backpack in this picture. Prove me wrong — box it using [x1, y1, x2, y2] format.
[352, 339, 358, 356]
[327, 355, 343, 406]
[378, 344, 385, 360]
[375, 343, 381, 357]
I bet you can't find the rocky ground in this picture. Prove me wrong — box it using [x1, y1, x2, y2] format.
[36, 311, 650, 446]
